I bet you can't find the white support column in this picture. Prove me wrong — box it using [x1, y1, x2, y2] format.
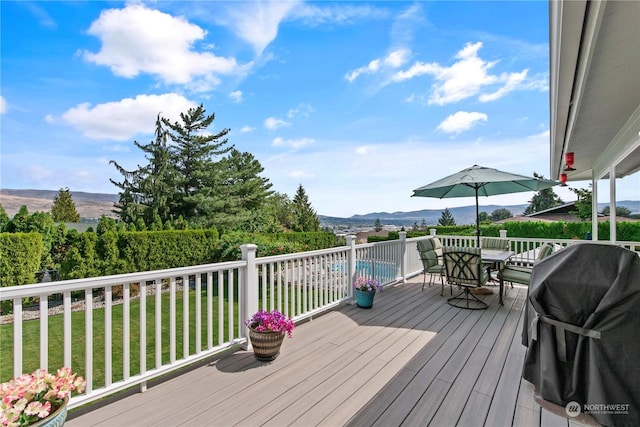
[399, 231, 407, 282]
[240, 244, 258, 351]
[592, 177, 599, 241]
[609, 165, 617, 243]
[346, 235, 356, 299]
[429, 228, 437, 236]
[499, 229, 507, 239]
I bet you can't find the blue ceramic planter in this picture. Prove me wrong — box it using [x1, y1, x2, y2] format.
[355, 289, 376, 308]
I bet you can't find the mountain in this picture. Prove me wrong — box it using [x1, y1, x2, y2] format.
[2, 188, 638, 226]
[0, 189, 119, 220]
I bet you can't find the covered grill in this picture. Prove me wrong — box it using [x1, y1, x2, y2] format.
[522, 243, 640, 427]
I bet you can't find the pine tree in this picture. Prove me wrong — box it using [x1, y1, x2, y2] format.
[292, 184, 320, 232]
[110, 115, 175, 225]
[51, 188, 81, 222]
[374, 218, 383, 232]
[523, 172, 564, 215]
[162, 104, 232, 221]
[438, 208, 456, 226]
[570, 187, 593, 221]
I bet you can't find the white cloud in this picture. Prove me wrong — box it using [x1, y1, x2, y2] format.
[229, 90, 243, 103]
[264, 117, 291, 130]
[479, 69, 528, 102]
[288, 170, 314, 179]
[345, 48, 410, 82]
[239, 126, 254, 133]
[0, 96, 7, 114]
[437, 111, 488, 134]
[60, 93, 196, 141]
[272, 136, 314, 149]
[392, 41, 530, 105]
[216, 1, 299, 55]
[289, 4, 389, 26]
[287, 103, 315, 118]
[83, 4, 244, 89]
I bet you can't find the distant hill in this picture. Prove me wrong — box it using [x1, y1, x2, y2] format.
[2, 188, 638, 227]
[1, 189, 118, 220]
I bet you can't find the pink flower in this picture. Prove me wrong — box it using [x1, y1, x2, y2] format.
[24, 400, 51, 418]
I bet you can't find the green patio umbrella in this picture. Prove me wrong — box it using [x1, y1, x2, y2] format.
[412, 165, 559, 246]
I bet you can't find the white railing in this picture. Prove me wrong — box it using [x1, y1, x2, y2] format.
[0, 235, 413, 410]
[2, 231, 637, 410]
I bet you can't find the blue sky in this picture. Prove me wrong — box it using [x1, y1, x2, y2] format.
[2, 1, 637, 218]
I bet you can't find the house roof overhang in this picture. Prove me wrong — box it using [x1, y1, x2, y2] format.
[549, 0, 640, 183]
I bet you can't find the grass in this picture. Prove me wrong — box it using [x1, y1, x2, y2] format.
[0, 287, 239, 388]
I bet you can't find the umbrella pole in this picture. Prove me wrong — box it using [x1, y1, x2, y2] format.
[475, 187, 480, 247]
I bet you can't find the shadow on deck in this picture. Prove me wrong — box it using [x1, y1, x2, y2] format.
[66, 277, 594, 427]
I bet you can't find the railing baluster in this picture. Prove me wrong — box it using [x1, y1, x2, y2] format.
[123, 283, 130, 380]
[227, 268, 234, 342]
[105, 285, 112, 387]
[207, 272, 212, 350]
[183, 275, 189, 360]
[13, 298, 22, 378]
[64, 291, 71, 369]
[217, 271, 223, 346]
[139, 282, 146, 378]
[39, 295, 47, 370]
[169, 277, 176, 364]
[85, 288, 93, 394]
[155, 280, 162, 369]
[195, 274, 201, 353]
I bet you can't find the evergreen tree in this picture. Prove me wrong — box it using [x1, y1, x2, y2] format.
[374, 218, 383, 232]
[9, 205, 30, 232]
[195, 149, 272, 229]
[0, 204, 9, 232]
[490, 208, 513, 221]
[162, 104, 232, 221]
[111, 115, 175, 225]
[438, 208, 456, 226]
[602, 206, 632, 217]
[570, 187, 593, 221]
[523, 172, 564, 215]
[478, 211, 490, 224]
[50, 188, 81, 222]
[292, 184, 320, 232]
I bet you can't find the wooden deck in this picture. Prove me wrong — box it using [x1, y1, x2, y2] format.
[66, 277, 594, 427]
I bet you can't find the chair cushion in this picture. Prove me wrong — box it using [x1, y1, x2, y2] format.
[481, 237, 510, 250]
[500, 267, 531, 285]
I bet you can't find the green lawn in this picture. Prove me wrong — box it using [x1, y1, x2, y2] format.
[0, 287, 239, 387]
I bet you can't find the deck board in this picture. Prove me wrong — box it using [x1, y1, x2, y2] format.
[66, 279, 598, 427]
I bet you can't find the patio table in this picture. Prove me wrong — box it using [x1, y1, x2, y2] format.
[481, 249, 514, 306]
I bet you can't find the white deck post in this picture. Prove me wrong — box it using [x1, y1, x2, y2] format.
[499, 229, 507, 239]
[241, 244, 258, 351]
[346, 235, 356, 299]
[399, 231, 407, 282]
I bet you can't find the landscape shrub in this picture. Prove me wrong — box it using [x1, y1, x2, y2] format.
[0, 233, 43, 287]
[0, 233, 44, 313]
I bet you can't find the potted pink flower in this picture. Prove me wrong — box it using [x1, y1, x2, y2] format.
[353, 276, 382, 308]
[0, 367, 86, 426]
[245, 310, 295, 362]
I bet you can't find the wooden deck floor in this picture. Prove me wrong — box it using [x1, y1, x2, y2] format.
[66, 277, 594, 427]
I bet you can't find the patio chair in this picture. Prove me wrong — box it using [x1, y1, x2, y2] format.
[481, 237, 510, 280]
[498, 243, 554, 288]
[417, 238, 447, 294]
[442, 246, 489, 310]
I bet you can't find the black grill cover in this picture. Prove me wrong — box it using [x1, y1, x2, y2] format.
[522, 243, 640, 427]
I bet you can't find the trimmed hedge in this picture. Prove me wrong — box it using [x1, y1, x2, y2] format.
[370, 221, 640, 242]
[0, 233, 43, 287]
